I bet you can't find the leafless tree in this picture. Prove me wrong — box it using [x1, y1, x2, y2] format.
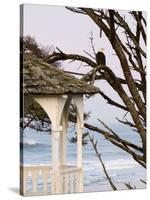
[45, 9, 146, 167]
[22, 9, 146, 168]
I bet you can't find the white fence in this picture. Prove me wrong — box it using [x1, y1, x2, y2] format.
[20, 165, 83, 196]
[60, 166, 83, 194]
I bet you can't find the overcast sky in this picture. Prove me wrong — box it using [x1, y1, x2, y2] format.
[22, 4, 140, 127]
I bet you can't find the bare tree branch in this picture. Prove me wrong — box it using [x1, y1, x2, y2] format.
[22, 8, 146, 168]
[125, 182, 136, 189]
[89, 134, 117, 190]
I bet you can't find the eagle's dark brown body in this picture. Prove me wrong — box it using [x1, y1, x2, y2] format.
[96, 51, 106, 65]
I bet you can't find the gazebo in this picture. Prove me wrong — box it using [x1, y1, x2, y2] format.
[20, 55, 99, 196]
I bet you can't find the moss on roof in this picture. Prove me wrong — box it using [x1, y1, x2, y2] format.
[23, 55, 99, 95]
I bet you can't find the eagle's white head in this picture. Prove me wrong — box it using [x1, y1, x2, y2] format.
[98, 48, 105, 52]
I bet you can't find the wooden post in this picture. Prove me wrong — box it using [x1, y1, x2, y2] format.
[74, 95, 84, 192]
[60, 113, 67, 166]
[60, 96, 72, 166]
[33, 95, 84, 194]
[33, 95, 68, 194]
[77, 112, 83, 168]
[77, 113, 84, 192]
[51, 127, 62, 170]
[51, 127, 62, 194]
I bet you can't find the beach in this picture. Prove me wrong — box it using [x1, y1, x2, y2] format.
[21, 127, 146, 192]
[84, 180, 146, 193]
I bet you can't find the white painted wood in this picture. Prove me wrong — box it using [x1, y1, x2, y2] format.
[42, 168, 49, 193]
[65, 174, 69, 193]
[21, 165, 52, 196]
[31, 168, 38, 193]
[76, 113, 82, 168]
[33, 95, 67, 167]
[21, 165, 82, 195]
[74, 95, 84, 168]
[51, 172, 61, 194]
[60, 166, 82, 193]
[73, 169, 77, 193]
[73, 95, 84, 192]
[51, 127, 62, 170]
[73, 95, 84, 127]
[79, 168, 84, 192]
[51, 173, 55, 194]
[60, 174, 65, 193]
[34, 95, 67, 127]
[60, 96, 72, 165]
[33, 95, 68, 194]
[60, 113, 67, 166]
[23, 94, 84, 195]
[24, 167, 30, 194]
[70, 173, 74, 193]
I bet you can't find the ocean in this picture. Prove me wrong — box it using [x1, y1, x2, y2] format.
[21, 124, 146, 191]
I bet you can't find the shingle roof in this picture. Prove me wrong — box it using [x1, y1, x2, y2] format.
[23, 55, 99, 95]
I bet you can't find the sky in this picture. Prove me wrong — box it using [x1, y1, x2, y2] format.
[22, 4, 143, 127]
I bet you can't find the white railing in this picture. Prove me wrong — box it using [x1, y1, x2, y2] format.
[20, 165, 52, 196]
[20, 165, 83, 196]
[60, 166, 83, 194]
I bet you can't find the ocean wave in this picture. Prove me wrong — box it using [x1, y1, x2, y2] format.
[104, 158, 138, 170]
[83, 158, 138, 172]
[23, 139, 40, 145]
[24, 139, 39, 145]
[20, 139, 42, 149]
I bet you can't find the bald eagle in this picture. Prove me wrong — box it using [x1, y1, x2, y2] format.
[96, 48, 106, 65]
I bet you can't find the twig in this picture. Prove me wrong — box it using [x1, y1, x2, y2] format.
[56, 47, 64, 54]
[89, 31, 96, 57]
[125, 182, 136, 189]
[83, 50, 95, 60]
[64, 70, 85, 76]
[140, 179, 146, 184]
[89, 134, 117, 190]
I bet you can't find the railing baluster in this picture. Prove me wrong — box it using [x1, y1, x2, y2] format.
[65, 174, 69, 193]
[31, 168, 39, 193]
[79, 169, 83, 192]
[70, 173, 74, 193]
[61, 174, 65, 193]
[42, 168, 49, 193]
[23, 168, 29, 194]
[75, 171, 79, 192]
[21, 165, 82, 195]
